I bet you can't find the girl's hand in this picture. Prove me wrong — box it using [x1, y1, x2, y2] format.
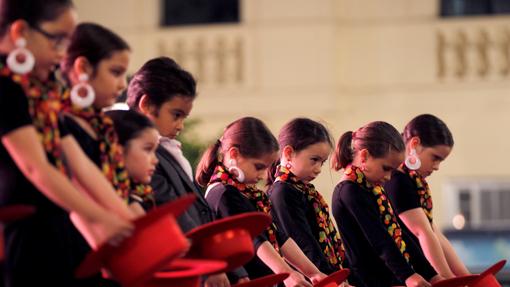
[128, 202, 146, 218]
[284, 271, 313, 287]
[204, 273, 230, 287]
[405, 273, 431, 287]
[309, 272, 327, 284]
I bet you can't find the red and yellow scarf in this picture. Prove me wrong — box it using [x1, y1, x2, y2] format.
[275, 164, 345, 268]
[344, 165, 410, 262]
[401, 164, 433, 223]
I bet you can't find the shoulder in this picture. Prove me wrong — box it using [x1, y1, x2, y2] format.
[333, 180, 369, 204]
[0, 76, 25, 102]
[269, 181, 303, 199]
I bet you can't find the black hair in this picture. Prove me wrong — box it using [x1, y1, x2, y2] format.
[105, 110, 155, 147]
[195, 117, 278, 187]
[403, 114, 454, 147]
[267, 118, 333, 183]
[62, 22, 130, 75]
[127, 57, 196, 112]
[331, 121, 405, 171]
[0, 0, 74, 36]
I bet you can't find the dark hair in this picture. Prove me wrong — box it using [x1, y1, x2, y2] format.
[127, 57, 196, 112]
[267, 118, 333, 183]
[331, 121, 405, 171]
[62, 22, 130, 75]
[403, 114, 454, 147]
[105, 110, 155, 146]
[195, 117, 278, 187]
[0, 0, 74, 36]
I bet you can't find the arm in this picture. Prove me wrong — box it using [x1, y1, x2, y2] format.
[2, 126, 133, 245]
[280, 238, 327, 283]
[432, 222, 470, 276]
[270, 184, 335, 274]
[257, 241, 312, 287]
[399, 208, 455, 278]
[61, 135, 138, 220]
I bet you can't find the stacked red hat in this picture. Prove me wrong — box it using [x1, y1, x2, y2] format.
[75, 194, 196, 287]
[185, 212, 273, 272]
[147, 258, 227, 287]
[432, 275, 479, 287]
[313, 269, 350, 287]
[471, 259, 506, 287]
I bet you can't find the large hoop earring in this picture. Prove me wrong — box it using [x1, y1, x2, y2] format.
[71, 73, 95, 108]
[7, 38, 35, 74]
[228, 159, 245, 183]
[405, 148, 421, 170]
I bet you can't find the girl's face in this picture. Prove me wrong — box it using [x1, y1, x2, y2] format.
[362, 150, 404, 184]
[123, 127, 159, 184]
[148, 96, 193, 139]
[230, 150, 278, 184]
[415, 144, 452, 178]
[25, 8, 77, 80]
[285, 142, 331, 183]
[89, 50, 130, 109]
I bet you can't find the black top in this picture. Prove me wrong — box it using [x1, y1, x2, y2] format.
[62, 115, 101, 167]
[0, 74, 105, 286]
[332, 181, 437, 287]
[268, 181, 338, 274]
[385, 170, 425, 252]
[205, 183, 289, 280]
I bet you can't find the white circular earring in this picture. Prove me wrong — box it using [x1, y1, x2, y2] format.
[7, 38, 35, 74]
[405, 148, 421, 170]
[228, 159, 245, 183]
[71, 73, 95, 108]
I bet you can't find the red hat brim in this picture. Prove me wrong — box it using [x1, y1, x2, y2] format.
[147, 259, 227, 287]
[472, 259, 507, 287]
[0, 204, 35, 222]
[314, 269, 350, 287]
[185, 212, 272, 271]
[233, 273, 290, 287]
[481, 260, 506, 277]
[432, 275, 480, 287]
[75, 194, 196, 280]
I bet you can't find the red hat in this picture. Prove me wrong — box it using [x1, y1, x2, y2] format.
[471, 259, 506, 287]
[432, 275, 480, 287]
[0, 204, 35, 222]
[233, 273, 290, 287]
[75, 194, 197, 287]
[146, 258, 227, 287]
[313, 269, 350, 287]
[185, 212, 272, 272]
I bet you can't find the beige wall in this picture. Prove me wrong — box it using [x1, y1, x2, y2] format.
[74, 0, 510, 228]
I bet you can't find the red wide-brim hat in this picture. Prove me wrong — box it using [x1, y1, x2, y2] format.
[471, 259, 506, 287]
[185, 212, 272, 272]
[75, 194, 197, 287]
[313, 269, 350, 287]
[146, 258, 227, 287]
[432, 275, 480, 287]
[0, 204, 35, 222]
[233, 273, 290, 287]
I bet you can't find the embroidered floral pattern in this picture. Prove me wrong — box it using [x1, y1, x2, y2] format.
[275, 164, 345, 268]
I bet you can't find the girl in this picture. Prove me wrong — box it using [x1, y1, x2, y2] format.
[331, 121, 439, 287]
[61, 22, 150, 212]
[196, 117, 327, 287]
[384, 114, 469, 278]
[0, 0, 133, 286]
[107, 109, 159, 208]
[267, 118, 346, 276]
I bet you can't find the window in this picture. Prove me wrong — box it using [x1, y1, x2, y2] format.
[161, 0, 240, 27]
[440, 0, 510, 17]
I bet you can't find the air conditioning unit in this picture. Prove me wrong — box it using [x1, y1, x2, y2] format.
[442, 178, 510, 230]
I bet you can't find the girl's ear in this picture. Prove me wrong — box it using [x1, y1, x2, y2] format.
[282, 145, 294, 161]
[72, 56, 93, 80]
[139, 94, 156, 116]
[227, 146, 240, 161]
[359, 148, 369, 163]
[9, 20, 29, 44]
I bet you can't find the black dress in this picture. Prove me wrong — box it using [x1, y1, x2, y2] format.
[385, 170, 427, 253]
[0, 75, 102, 287]
[268, 181, 338, 275]
[205, 183, 289, 280]
[332, 181, 437, 287]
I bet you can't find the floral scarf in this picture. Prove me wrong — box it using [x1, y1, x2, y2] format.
[275, 164, 345, 268]
[0, 63, 67, 173]
[401, 164, 433, 223]
[344, 165, 410, 262]
[209, 163, 280, 253]
[129, 180, 156, 209]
